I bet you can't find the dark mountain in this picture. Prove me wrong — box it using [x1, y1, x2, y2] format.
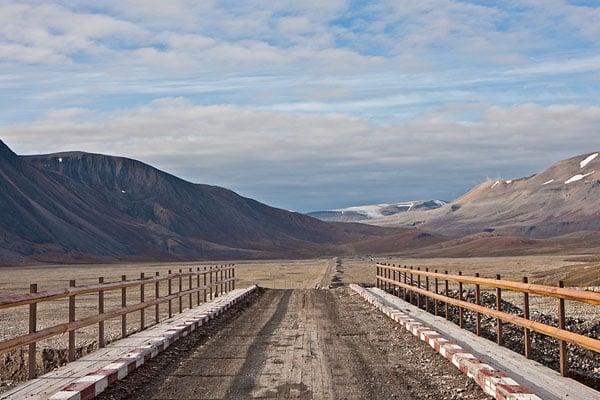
[368, 152, 600, 239]
[0, 140, 406, 264]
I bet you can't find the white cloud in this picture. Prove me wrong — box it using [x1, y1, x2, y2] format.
[0, 2, 149, 65]
[1, 1, 600, 209]
[3, 100, 599, 189]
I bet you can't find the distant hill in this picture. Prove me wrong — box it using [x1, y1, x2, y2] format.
[0, 140, 410, 264]
[307, 200, 447, 222]
[6, 140, 596, 264]
[367, 152, 600, 239]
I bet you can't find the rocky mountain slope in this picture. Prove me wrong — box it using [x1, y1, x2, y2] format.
[0, 140, 410, 264]
[4, 141, 596, 263]
[368, 152, 600, 239]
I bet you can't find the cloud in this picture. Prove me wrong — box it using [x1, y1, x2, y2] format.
[1, 1, 599, 210]
[0, 2, 149, 65]
[3, 100, 600, 210]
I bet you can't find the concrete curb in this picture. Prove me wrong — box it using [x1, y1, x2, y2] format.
[47, 285, 258, 400]
[349, 284, 541, 400]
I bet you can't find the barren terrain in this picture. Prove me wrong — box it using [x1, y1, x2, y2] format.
[1, 254, 599, 397]
[1, 254, 598, 347]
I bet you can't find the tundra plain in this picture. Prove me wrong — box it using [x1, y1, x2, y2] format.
[1, 253, 599, 345]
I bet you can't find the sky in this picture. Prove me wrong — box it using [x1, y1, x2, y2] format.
[1, 1, 599, 212]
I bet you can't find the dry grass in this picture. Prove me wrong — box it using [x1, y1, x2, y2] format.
[375, 254, 591, 282]
[1, 254, 597, 345]
[336, 254, 599, 288]
[233, 258, 333, 289]
[1, 255, 598, 345]
[0, 259, 333, 344]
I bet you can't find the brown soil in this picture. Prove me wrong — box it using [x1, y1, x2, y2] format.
[97, 287, 489, 400]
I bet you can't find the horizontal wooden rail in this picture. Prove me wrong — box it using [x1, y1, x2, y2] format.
[0, 264, 236, 379]
[0, 269, 230, 310]
[376, 263, 600, 377]
[377, 275, 600, 354]
[0, 277, 235, 355]
[377, 264, 600, 305]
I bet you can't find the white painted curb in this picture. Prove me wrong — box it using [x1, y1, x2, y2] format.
[46, 285, 258, 400]
[350, 284, 541, 400]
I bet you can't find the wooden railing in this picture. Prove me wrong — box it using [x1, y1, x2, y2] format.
[376, 263, 600, 377]
[0, 264, 235, 379]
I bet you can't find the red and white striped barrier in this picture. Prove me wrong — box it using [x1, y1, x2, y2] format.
[46, 285, 257, 400]
[350, 284, 541, 400]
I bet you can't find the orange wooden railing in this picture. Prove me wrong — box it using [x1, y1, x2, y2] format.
[0, 265, 235, 379]
[376, 263, 600, 377]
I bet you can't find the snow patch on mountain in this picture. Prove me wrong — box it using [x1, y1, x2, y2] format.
[580, 153, 598, 169]
[308, 200, 448, 221]
[338, 204, 401, 219]
[565, 171, 595, 184]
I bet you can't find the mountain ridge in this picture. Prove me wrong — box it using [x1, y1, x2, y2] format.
[0, 140, 410, 264]
[4, 141, 599, 264]
[366, 151, 600, 239]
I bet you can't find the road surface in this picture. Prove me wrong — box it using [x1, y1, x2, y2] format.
[98, 287, 488, 399]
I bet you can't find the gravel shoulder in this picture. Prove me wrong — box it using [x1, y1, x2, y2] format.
[98, 286, 489, 400]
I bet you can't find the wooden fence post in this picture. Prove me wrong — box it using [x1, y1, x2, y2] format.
[496, 274, 503, 346]
[220, 267, 224, 296]
[417, 267, 421, 308]
[99, 277, 105, 348]
[425, 268, 430, 312]
[155, 272, 160, 324]
[203, 267, 208, 303]
[227, 267, 231, 292]
[178, 269, 183, 313]
[140, 273, 145, 331]
[209, 266, 213, 300]
[121, 275, 127, 338]
[523, 276, 531, 358]
[404, 267, 409, 302]
[28, 283, 37, 379]
[410, 267, 414, 305]
[168, 270, 173, 318]
[444, 271, 449, 320]
[558, 280, 568, 377]
[68, 280, 76, 362]
[458, 271, 464, 329]
[475, 273, 481, 337]
[232, 265, 236, 290]
[189, 268, 193, 309]
[197, 267, 201, 306]
[434, 270, 439, 316]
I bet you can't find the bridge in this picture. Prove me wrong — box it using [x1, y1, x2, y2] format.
[0, 261, 598, 399]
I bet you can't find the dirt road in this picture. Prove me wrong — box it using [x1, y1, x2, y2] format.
[98, 287, 488, 399]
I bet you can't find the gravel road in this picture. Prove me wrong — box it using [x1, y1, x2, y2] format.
[98, 287, 489, 399]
